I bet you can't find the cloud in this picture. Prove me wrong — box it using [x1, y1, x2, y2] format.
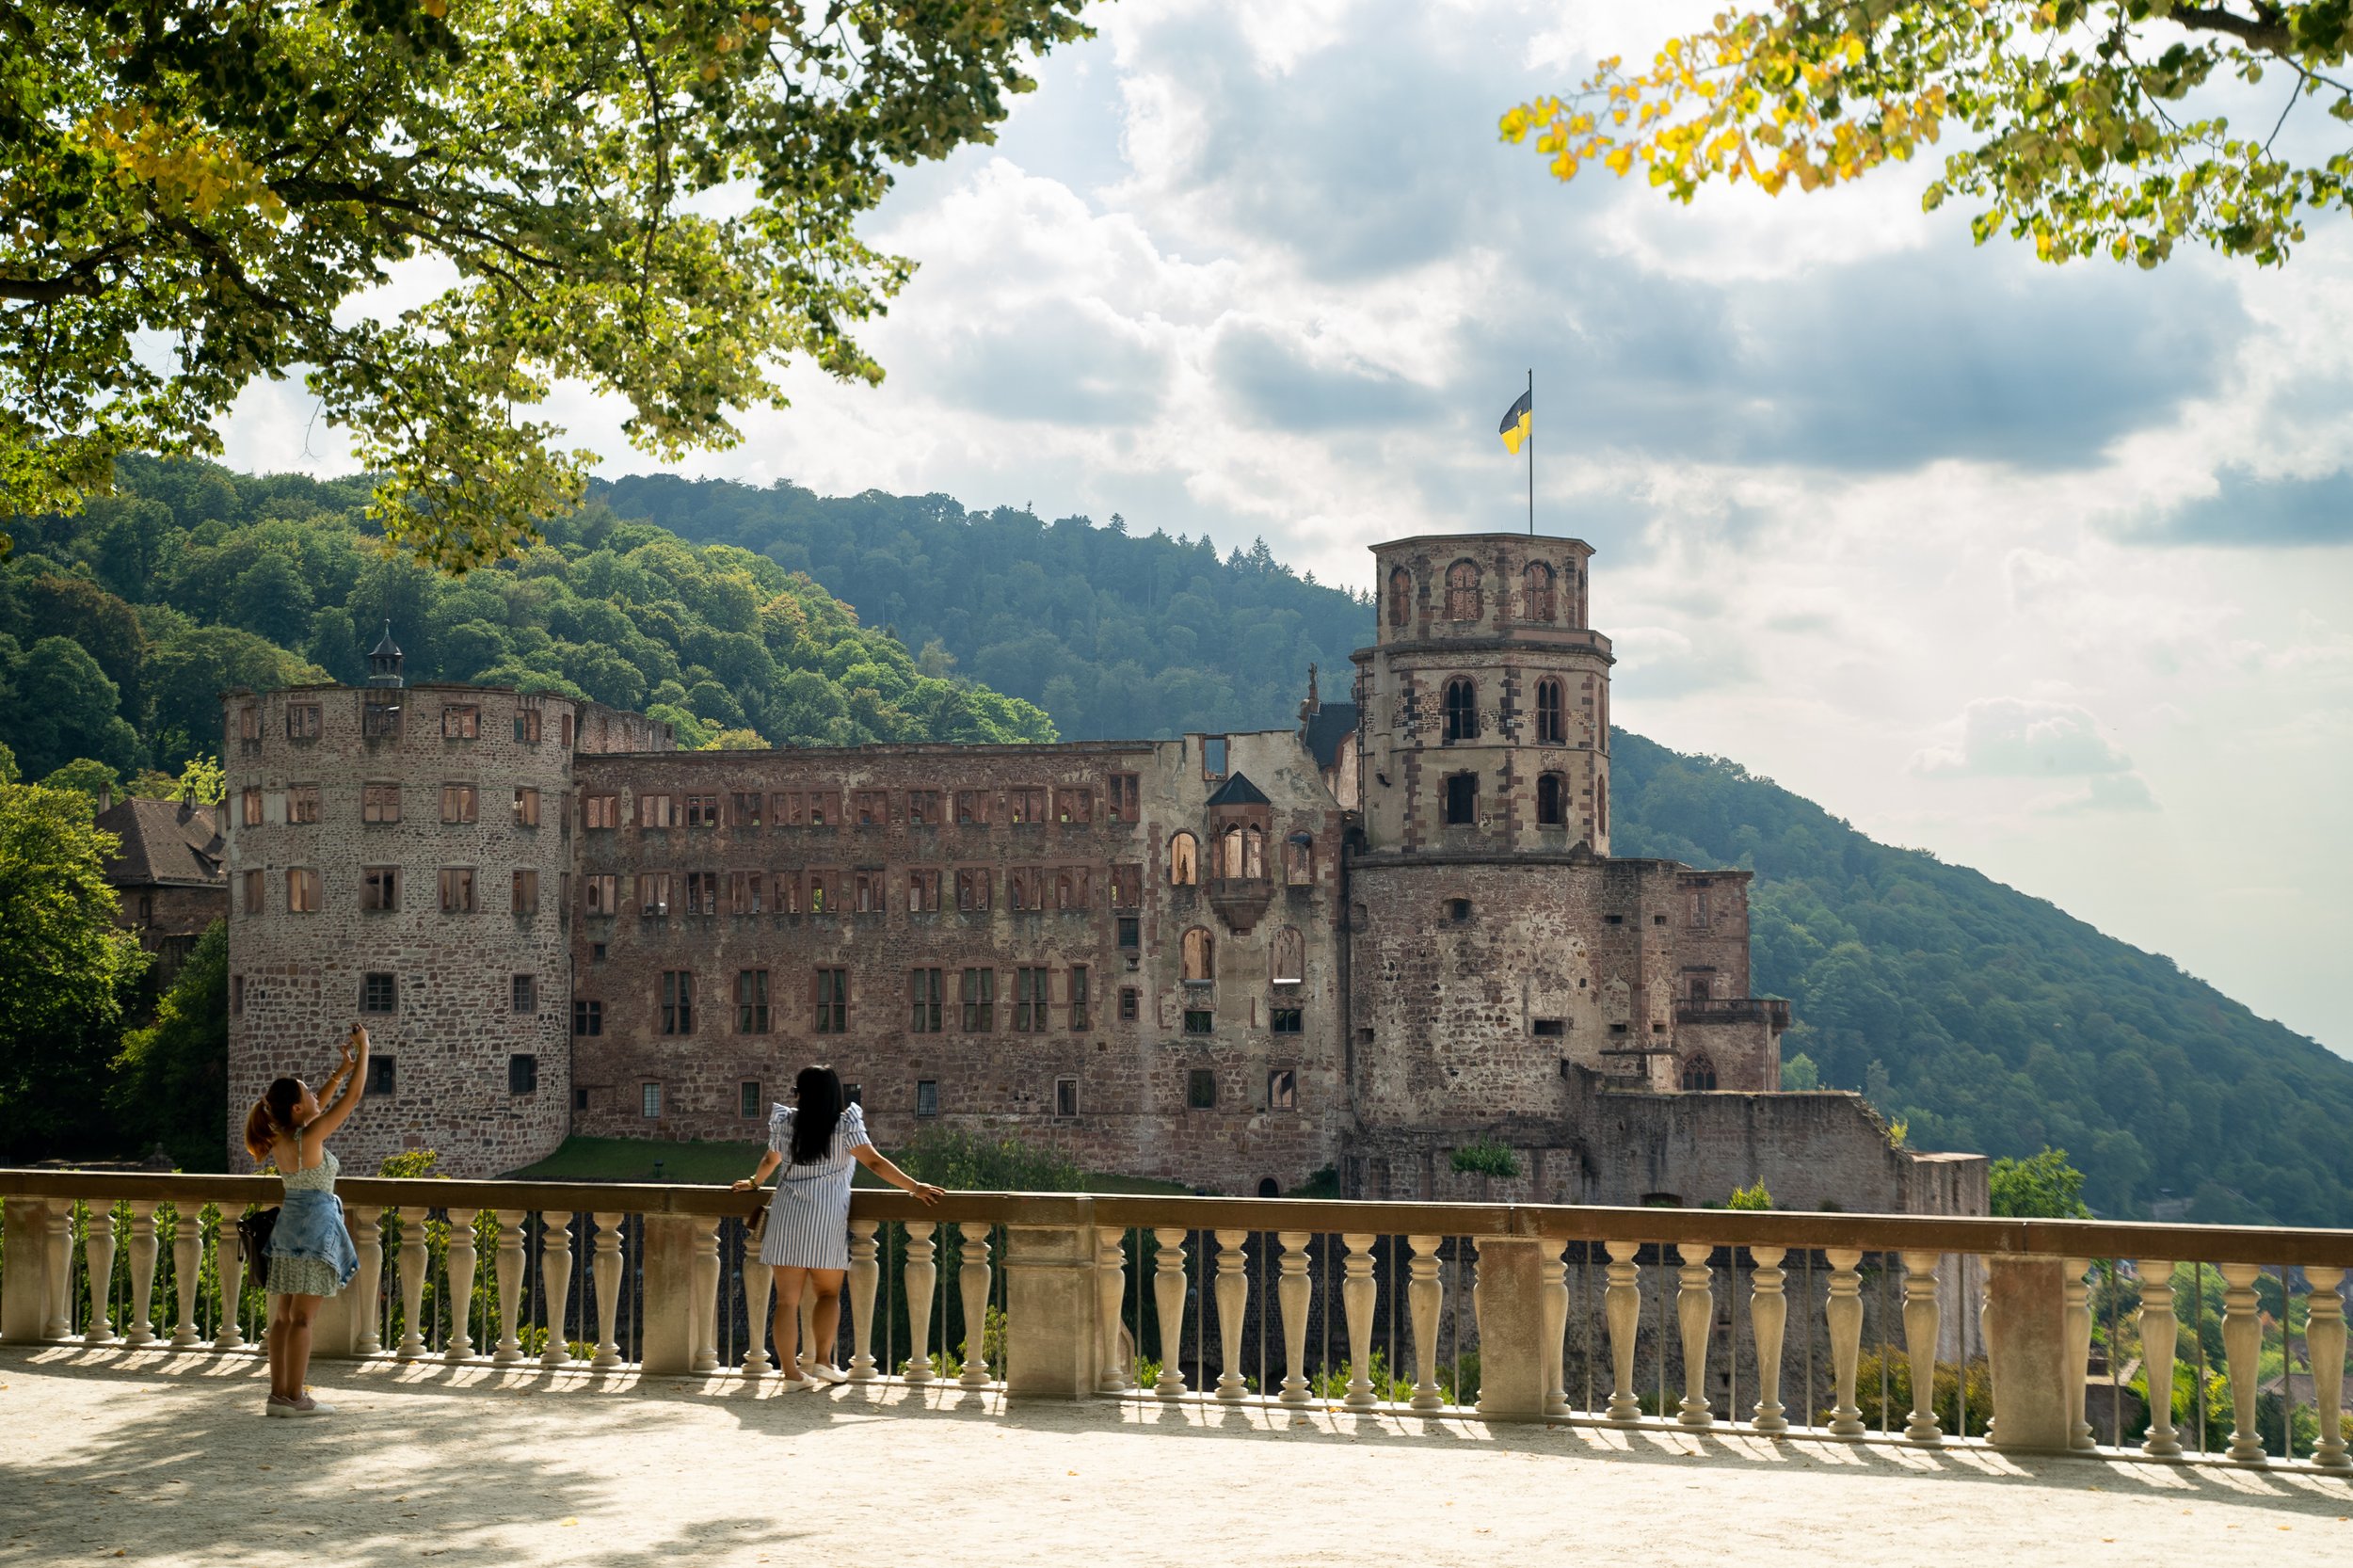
[2038, 773, 2162, 815]
[1911, 697, 2136, 777]
[2132, 466, 2353, 548]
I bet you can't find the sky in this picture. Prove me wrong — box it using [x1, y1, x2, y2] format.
[217, 0, 2353, 1058]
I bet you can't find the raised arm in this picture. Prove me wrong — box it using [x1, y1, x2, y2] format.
[308, 1025, 370, 1140]
[852, 1144, 944, 1205]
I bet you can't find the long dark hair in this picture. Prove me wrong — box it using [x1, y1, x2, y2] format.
[788, 1064, 844, 1166]
[242, 1077, 305, 1161]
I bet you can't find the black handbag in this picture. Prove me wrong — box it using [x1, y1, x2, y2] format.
[236, 1206, 280, 1270]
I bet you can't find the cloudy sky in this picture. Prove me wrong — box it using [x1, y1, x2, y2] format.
[221, 0, 2353, 1056]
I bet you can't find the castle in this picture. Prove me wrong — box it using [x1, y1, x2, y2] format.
[221, 532, 1986, 1215]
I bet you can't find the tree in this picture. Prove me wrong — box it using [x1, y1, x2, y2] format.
[1502, 4, 2353, 268]
[1780, 1050, 1821, 1091]
[39, 757, 119, 803]
[2, 0, 1096, 568]
[1989, 1145, 2094, 1219]
[6, 636, 141, 778]
[110, 920, 229, 1171]
[0, 781, 149, 1159]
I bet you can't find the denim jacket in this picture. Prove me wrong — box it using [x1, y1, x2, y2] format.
[268, 1186, 360, 1290]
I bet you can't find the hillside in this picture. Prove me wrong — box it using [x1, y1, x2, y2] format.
[616, 475, 2353, 1227]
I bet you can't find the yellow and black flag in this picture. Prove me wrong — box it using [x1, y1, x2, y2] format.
[1497, 388, 1532, 455]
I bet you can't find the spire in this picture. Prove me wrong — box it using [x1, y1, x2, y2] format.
[366, 622, 406, 689]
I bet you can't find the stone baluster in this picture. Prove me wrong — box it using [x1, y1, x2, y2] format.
[743, 1229, 774, 1377]
[1407, 1234, 1444, 1411]
[1151, 1227, 1189, 1397]
[45, 1203, 72, 1339]
[904, 1221, 937, 1382]
[589, 1212, 624, 1368]
[123, 1202, 159, 1348]
[1341, 1233, 1378, 1409]
[2307, 1267, 2349, 1470]
[397, 1208, 430, 1359]
[1541, 1240, 1572, 1419]
[1824, 1248, 1865, 1437]
[1276, 1231, 1313, 1409]
[212, 1208, 247, 1351]
[2218, 1262, 2266, 1463]
[959, 1225, 994, 1387]
[1095, 1227, 1129, 1393]
[1214, 1230, 1251, 1400]
[846, 1220, 879, 1380]
[2063, 1256, 2095, 1450]
[443, 1212, 479, 1361]
[170, 1208, 203, 1348]
[1604, 1240, 1642, 1424]
[538, 1213, 574, 1368]
[81, 1203, 120, 1346]
[690, 1218, 720, 1374]
[1749, 1246, 1788, 1433]
[492, 1211, 528, 1366]
[1675, 1241, 1714, 1428]
[350, 1208, 385, 1355]
[1899, 1251, 1944, 1444]
[2135, 1260, 2180, 1458]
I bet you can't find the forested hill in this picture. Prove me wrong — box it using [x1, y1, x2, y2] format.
[599, 475, 1370, 739]
[0, 459, 1052, 786]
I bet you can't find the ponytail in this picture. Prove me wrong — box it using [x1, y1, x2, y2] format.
[243, 1077, 305, 1161]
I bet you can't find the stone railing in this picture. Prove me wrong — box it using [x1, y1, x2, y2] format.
[1673, 998, 1792, 1030]
[4, 1171, 2350, 1467]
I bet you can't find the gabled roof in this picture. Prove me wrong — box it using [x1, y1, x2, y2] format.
[1205, 771, 1270, 808]
[95, 797, 225, 888]
[1300, 701, 1358, 770]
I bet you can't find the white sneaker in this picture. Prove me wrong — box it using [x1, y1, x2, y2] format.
[288, 1395, 335, 1416]
[806, 1363, 848, 1384]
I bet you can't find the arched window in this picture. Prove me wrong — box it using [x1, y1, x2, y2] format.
[1219, 824, 1245, 879]
[1445, 559, 1481, 621]
[1285, 833, 1313, 886]
[1523, 560, 1556, 622]
[1441, 677, 1478, 743]
[1169, 832, 1198, 887]
[1534, 678, 1564, 744]
[1679, 1054, 1718, 1092]
[1444, 773, 1478, 825]
[1596, 772, 1609, 836]
[1243, 824, 1264, 878]
[1182, 926, 1215, 982]
[1387, 567, 1411, 628]
[1272, 926, 1305, 984]
[1536, 772, 1566, 826]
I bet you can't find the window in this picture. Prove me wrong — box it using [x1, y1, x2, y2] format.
[906, 789, 943, 826]
[1445, 559, 1481, 620]
[1119, 986, 1140, 1022]
[1523, 560, 1557, 622]
[1106, 773, 1139, 823]
[241, 788, 264, 827]
[1267, 1069, 1298, 1110]
[439, 867, 475, 913]
[362, 866, 398, 912]
[854, 870, 887, 914]
[1444, 897, 1472, 923]
[512, 869, 539, 915]
[730, 871, 764, 915]
[916, 1080, 939, 1118]
[1187, 1068, 1216, 1108]
[1688, 973, 1713, 1003]
[813, 967, 847, 1032]
[363, 783, 401, 824]
[286, 785, 320, 824]
[361, 1055, 397, 1096]
[807, 869, 838, 914]
[641, 1083, 663, 1120]
[1008, 787, 1047, 824]
[286, 703, 321, 741]
[1110, 864, 1142, 908]
[361, 971, 396, 1013]
[637, 872, 671, 916]
[960, 968, 996, 1032]
[1537, 772, 1567, 827]
[1054, 1078, 1080, 1119]
[1535, 679, 1565, 744]
[1441, 677, 1478, 743]
[683, 871, 718, 916]
[909, 968, 944, 1032]
[231, 975, 245, 1016]
[285, 867, 320, 913]
[1201, 737, 1227, 778]
[1598, 773, 1609, 836]
[574, 1087, 589, 1111]
[363, 691, 401, 739]
[1271, 926, 1305, 984]
[1273, 1008, 1304, 1036]
[1117, 915, 1141, 950]
[240, 868, 264, 914]
[1182, 926, 1215, 982]
[1680, 1054, 1719, 1092]
[1168, 832, 1198, 887]
[1054, 787, 1092, 825]
[1532, 1018, 1566, 1038]
[954, 789, 990, 825]
[584, 793, 619, 829]
[851, 789, 888, 826]
[1605, 913, 1625, 925]
[737, 968, 771, 1033]
[441, 704, 479, 740]
[591, 941, 606, 962]
[907, 869, 940, 913]
[1184, 1009, 1214, 1035]
[731, 792, 763, 828]
[1444, 773, 1478, 825]
[561, 713, 573, 747]
[514, 708, 542, 744]
[1689, 889, 1712, 926]
[514, 787, 540, 827]
[572, 1000, 602, 1036]
[1387, 566, 1411, 628]
[235, 703, 261, 744]
[440, 784, 477, 824]
[584, 873, 616, 916]
[640, 793, 676, 830]
[512, 974, 536, 1014]
[1014, 967, 1050, 1032]
[681, 793, 718, 828]
[659, 971, 694, 1034]
[955, 867, 992, 912]
[741, 1081, 762, 1118]
[1069, 966, 1091, 1031]
[1053, 866, 1091, 910]
[1285, 835, 1313, 887]
[807, 791, 840, 827]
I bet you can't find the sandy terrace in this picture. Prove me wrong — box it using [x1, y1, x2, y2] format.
[1, 1346, 2346, 1567]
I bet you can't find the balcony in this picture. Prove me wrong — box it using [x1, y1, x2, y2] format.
[1674, 998, 1792, 1031]
[1206, 874, 1273, 934]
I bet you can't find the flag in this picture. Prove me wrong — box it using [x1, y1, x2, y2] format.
[1497, 388, 1531, 455]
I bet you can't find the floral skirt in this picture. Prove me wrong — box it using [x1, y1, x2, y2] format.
[267, 1255, 344, 1298]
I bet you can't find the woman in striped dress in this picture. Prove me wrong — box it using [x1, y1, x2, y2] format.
[734, 1064, 942, 1387]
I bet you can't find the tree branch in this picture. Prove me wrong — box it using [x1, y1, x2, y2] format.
[2168, 5, 2297, 55]
[0, 276, 104, 304]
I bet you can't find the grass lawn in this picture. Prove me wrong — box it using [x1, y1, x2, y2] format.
[505, 1135, 1196, 1194]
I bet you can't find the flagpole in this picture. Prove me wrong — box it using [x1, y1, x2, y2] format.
[1526, 367, 1534, 536]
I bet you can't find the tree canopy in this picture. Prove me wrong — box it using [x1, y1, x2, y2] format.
[0, 0, 1094, 568]
[1502, 3, 2353, 267]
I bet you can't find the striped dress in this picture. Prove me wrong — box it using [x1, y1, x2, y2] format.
[758, 1102, 871, 1271]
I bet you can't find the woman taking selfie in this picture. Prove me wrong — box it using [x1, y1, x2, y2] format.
[242, 1023, 370, 1416]
[734, 1064, 943, 1387]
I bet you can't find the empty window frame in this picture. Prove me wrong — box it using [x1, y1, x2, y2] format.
[1168, 832, 1199, 887]
[1053, 787, 1092, 825]
[441, 703, 479, 740]
[1537, 772, 1568, 827]
[514, 708, 542, 744]
[286, 703, 322, 741]
[438, 867, 475, 913]
[1201, 737, 1228, 778]
[584, 873, 617, 916]
[1008, 867, 1046, 913]
[853, 789, 888, 826]
[806, 869, 838, 914]
[241, 788, 264, 827]
[1181, 926, 1215, 982]
[1267, 1068, 1298, 1111]
[512, 787, 540, 827]
[1053, 866, 1092, 910]
[960, 968, 996, 1032]
[1441, 677, 1478, 744]
[362, 783, 401, 824]
[1285, 834, 1313, 887]
[639, 793, 677, 830]
[286, 785, 320, 824]
[584, 793, 619, 829]
[361, 866, 398, 912]
[731, 792, 763, 828]
[1053, 1078, 1080, 1119]
[1271, 926, 1305, 984]
[285, 867, 320, 913]
[909, 968, 944, 1032]
[908, 868, 941, 913]
[729, 871, 764, 915]
[240, 868, 264, 914]
[683, 871, 719, 916]
[1014, 967, 1051, 1032]
[1008, 787, 1048, 825]
[1387, 566, 1411, 628]
[1443, 773, 1479, 825]
[1445, 559, 1481, 620]
[906, 789, 944, 826]
[812, 967, 848, 1033]
[955, 867, 992, 912]
[512, 868, 539, 915]
[366, 1057, 397, 1096]
[1523, 560, 1557, 622]
[659, 970, 694, 1034]
[854, 870, 888, 914]
[954, 789, 991, 825]
[681, 793, 719, 829]
[1110, 863, 1143, 908]
[737, 968, 771, 1033]
[362, 692, 401, 739]
[1106, 773, 1139, 823]
[440, 784, 478, 824]
[638, 872, 672, 916]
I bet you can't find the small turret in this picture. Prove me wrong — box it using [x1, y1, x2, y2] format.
[366, 622, 406, 689]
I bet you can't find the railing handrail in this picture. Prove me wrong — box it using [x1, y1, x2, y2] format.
[5, 1167, 2349, 1268]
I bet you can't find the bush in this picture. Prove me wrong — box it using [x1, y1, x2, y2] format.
[1449, 1137, 1519, 1180]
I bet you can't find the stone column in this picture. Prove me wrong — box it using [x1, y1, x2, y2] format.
[493, 1211, 528, 1366]
[397, 1209, 429, 1359]
[1603, 1239, 1642, 1424]
[211, 1209, 247, 1351]
[170, 1208, 203, 1349]
[743, 1242, 774, 1377]
[46, 1203, 73, 1340]
[2218, 1262, 2266, 1464]
[2307, 1267, 2348, 1471]
[589, 1212, 625, 1368]
[1749, 1246, 1788, 1433]
[904, 1221, 937, 1383]
[1002, 1214, 1098, 1400]
[1342, 1233, 1378, 1409]
[442, 1214, 479, 1362]
[81, 1204, 120, 1345]
[352, 1208, 387, 1355]
[1472, 1236, 1547, 1422]
[846, 1220, 878, 1380]
[1983, 1254, 2073, 1452]
[539, 1213, 574, 1368]
[1674, 1241, 1713, 1428]
[1899, 1250, 1943, 1444]
[637, 1212, 698, 1377]
[689, 1218, 720, 1374]
[958, 1226, 993, 1386]
[1541, 1240, 1571, 1419]
[1095, 1227, 1129, 1394]
[1276, 1231, 1313, 1408]
[1408, 1234, 1444, 1411]
[1152, 1228, 1189, 1397]
[124, 1202, 160, 1348]
[0, 1199, 51, 1344]
[1824, 1248, 1865, 1437]
[2135, 1260, 2180, 1458]
[1214, 1229, 1251, 1401]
